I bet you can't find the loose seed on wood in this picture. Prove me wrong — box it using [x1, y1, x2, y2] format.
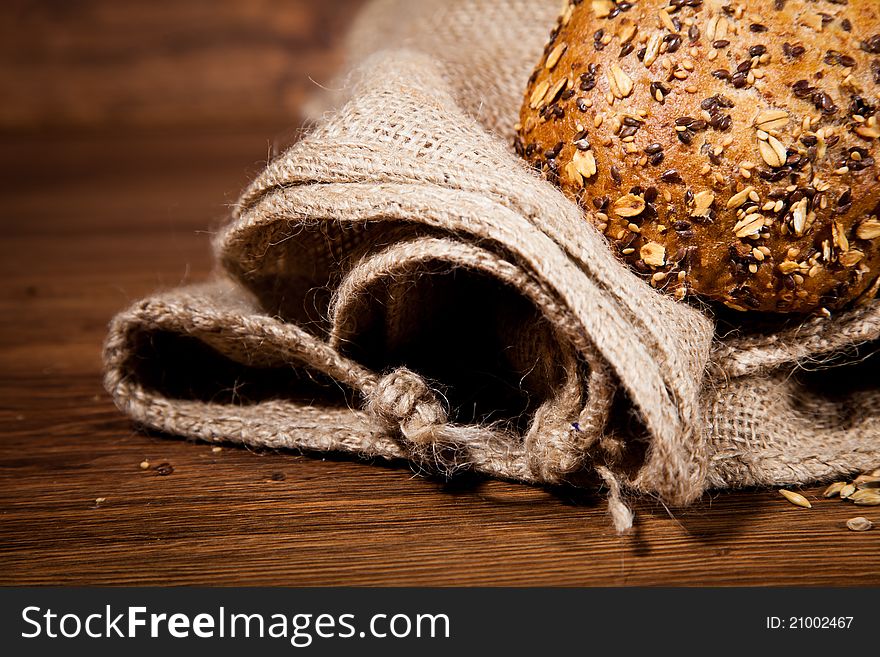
[849, 489, 880, 504]
[846, 517, 874, 531]
[780, 489, 812, 508]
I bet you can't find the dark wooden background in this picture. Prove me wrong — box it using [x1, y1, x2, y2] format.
[1, 0, 877, 586]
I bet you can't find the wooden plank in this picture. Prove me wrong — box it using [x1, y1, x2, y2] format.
[0, 0, 364, 130]
[0, 0, 877, 587]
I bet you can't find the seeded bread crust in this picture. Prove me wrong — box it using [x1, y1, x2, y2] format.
[516, 0, 880, 313]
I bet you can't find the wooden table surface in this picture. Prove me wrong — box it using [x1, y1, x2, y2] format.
[1, 0, 877, 587]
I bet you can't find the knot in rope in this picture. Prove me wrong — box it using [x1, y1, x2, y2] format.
[366, 367, 474, 475]
[367, 367, 448, 444]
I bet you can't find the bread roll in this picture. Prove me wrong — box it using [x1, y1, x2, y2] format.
[516, 0, 880, 313]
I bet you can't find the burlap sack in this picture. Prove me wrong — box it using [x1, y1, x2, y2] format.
[104, 0, 880, 531]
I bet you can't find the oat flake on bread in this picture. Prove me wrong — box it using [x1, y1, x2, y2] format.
[517, 0, 880, 313]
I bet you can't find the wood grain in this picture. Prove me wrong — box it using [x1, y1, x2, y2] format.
[1, 0, 878, 586]
[0, 0, 362, 130]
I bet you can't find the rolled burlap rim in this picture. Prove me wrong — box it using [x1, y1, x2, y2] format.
[103, 0, 880, 532]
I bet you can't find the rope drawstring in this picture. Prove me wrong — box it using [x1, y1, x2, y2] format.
[596, 465, 634, 533]
[364, 367, 473, 475]
[364, 366, 633, 532]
